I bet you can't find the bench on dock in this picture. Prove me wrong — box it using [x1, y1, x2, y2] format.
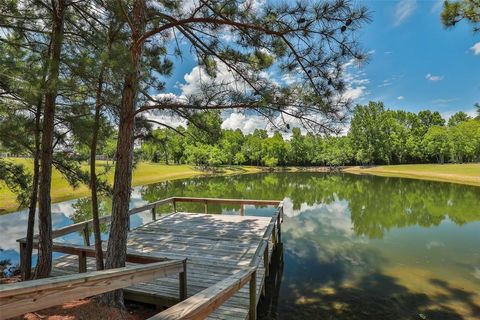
[2, 197, 283, 320]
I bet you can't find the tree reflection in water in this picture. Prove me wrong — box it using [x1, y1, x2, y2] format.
[141, 172, 480, 319]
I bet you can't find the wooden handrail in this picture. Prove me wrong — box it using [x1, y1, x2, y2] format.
[149, 267, 257, 320]
[0, 260, 186, 319]
[19, 240, 171, 264]
[172, 197, 281, 206]
[17, 197, 280, 244]
[49, 197, 174, 239]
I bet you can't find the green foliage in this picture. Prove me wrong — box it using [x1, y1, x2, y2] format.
[349, 102, 390, 164]
[448, 111, 471, 126]
[448, 120, 480, 162]
[423, 126, 450, 163]
[0, 159, 32, 207]
[441, 0, 480, 32]
[186, 111, 223, 145]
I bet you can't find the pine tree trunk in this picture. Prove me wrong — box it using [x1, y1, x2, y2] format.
[34, 0, 66, 279]
[102, 0, 145, 307]
[22, 98, 42, 280]
[90, 69, 105, 271]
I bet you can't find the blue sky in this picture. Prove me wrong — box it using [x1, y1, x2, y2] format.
[355, 0, 480, 118]
[160, 0, 480, 131]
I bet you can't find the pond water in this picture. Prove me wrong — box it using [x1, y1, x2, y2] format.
[1, 172, 479, 319]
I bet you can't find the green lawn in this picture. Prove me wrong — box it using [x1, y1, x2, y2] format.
[344, 163, 480, 186]
[1, 158, 263, 213]
[0, 159, 216, 213]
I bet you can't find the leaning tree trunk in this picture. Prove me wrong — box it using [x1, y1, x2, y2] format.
[21, 98, 42, 280]
[34, 0, 66, 279]
[102, 0, 146, 307]
[90, 69, 105, 271]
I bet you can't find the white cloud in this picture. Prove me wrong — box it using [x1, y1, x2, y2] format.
[378, 80, 393, 88]
[397, 96, 405, 100]
[426, 73, 444, 81]
[394, 0, 417, 26]
[179, 58, 273, 97]
[221, 112, 267, 134]
[340, 59, 369, 101]
[471, 42, 480, 55]
[343, 87, 366, 100]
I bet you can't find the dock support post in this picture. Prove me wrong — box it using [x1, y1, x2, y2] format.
[82, 225, 90, 246]
[240, 204, 244, 216]
[172, 199, 177, 213]
[19, 241, 26, 280]
[204, 201, 208, 214]
[263, 242, 269, 277]
[249, 270, 257, 320]
[272, 224, 277, 248]
[78, 251, 87, 273]
[179, 259, 187, 301]
[151, 206, 156, 221]
[277, 214, 281, 243]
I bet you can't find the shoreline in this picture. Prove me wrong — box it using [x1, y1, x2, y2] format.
[2, 162, 478, 214]
[343, 164, 480, 187]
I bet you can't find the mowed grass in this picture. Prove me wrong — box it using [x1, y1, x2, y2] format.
[0, 158, 205, 214]
[344, 163, 480, 186]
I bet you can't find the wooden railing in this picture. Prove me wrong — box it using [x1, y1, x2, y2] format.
[148, 267, 257, 320]
[0, 259, 186, 320]
[148, 201, 284, 320]
[14, 196, 283, 320]
[19, 197, 280, 245]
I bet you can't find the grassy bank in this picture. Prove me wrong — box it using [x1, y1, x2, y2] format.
[2, 159, 478, 213]
[0, 158, 260, 214]
[344, 163, 480, 187]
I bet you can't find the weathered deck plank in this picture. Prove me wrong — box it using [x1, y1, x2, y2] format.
[52, 212, 276, 320]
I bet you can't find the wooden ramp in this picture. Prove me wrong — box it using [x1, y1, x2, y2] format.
[50, 205, 282, 320]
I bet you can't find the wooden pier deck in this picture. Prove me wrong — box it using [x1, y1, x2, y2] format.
[42, 197, 283, 320]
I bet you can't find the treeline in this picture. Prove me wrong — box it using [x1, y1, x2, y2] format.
[140, 102, 480, 167]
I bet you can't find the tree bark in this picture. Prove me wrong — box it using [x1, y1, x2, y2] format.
[102, 0, 146, 307]
[21, 98, 42, 280]
[90, 68, 105, 271]
[34, 0, 66, 279]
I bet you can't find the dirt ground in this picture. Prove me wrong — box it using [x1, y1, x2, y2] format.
[8, 299, 159, 320]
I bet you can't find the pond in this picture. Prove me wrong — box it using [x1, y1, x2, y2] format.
[1, 172, 479, 319]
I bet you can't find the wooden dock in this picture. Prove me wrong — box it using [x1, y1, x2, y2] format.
[10, 197, 284, 320]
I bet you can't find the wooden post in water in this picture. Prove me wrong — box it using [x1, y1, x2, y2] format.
[151, 206, 156, 221]
[172, 199, 177, 213]
[179, 259, 187, 301]
[78, 251, 87, 273]
[240, 204, 244, 216]
[19, 241, 26, 280]
[249, 270, 257, 320]
[277, 214, 281, 243]
[263, 243, 269, 277]
[272, 224, 277, 248]
[204, 201, 208, 214]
